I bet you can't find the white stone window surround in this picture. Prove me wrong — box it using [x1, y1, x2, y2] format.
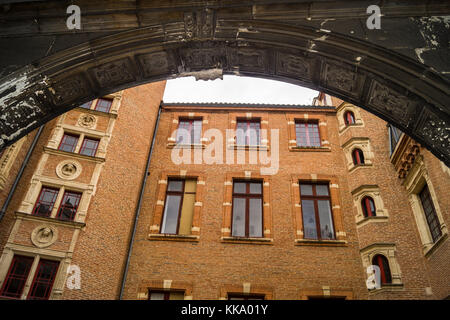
[336, 103, 364, 134]
[342, 137, 374, 172]
[352, 185, 389, 227]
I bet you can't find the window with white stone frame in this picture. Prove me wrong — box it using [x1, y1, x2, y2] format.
[352, 185, 389, 227]
[336, 103, 364, 134]
[342, 138, 374, 172]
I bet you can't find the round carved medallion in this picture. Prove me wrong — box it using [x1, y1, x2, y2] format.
[31, 225, 58, 248]
[56, 160, 82, 180]
[78, 114, 97, 129]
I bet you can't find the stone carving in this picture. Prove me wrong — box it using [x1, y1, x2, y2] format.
[277, 53, 311, 80]
[138, 52, 170, 77]
[231, 49, 267, 72]
[56, 160, 82, 180]
[90, 59, 135, 87]
[182, 48, 225, 69]
[184, 9, 215, 39]
[324, 63, 357, 93]
[31, 225, 58, 248]
[368, 81, 412, 124]
[78, 113, 96, 129]
[52, 74, 89, 106]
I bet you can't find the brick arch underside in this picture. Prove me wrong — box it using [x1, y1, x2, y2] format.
[0, 21, 449, 165]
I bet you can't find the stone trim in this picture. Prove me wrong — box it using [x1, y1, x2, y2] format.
[221, 171, 272, 240]
[0, 136, 27, 190]
[286, 114, 330, 152]
[137, 280, 193, 300]
[336, 102, 364, 134]
[341, 137, 374, 172]
[148, 171, 205, 237]
[403, 156, 448, 257]
[219, 284, 273, 300]
[351, 185, 389, 227]
[290, 174, 346, 242]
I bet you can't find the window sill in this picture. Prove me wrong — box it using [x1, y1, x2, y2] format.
[368, 283, 404, 295]
[166, 143, 206, 149]
[221, 236, 273, 245]
[43, 147, 105, 162]
[424, 232, 448, 259]
[147, 233, 200, 242]
[339, 123, 364, 134]
[356, 215, 389, 227]
[294, 239, 347, 247]
[227, 144, 269, 151]
[75, 106, 117, 118]
[15, 211, 86, 228]
[289, 146, 331, 152]
[349, 164, 373, 173]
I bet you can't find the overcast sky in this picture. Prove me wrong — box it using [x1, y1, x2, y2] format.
[163, 75, 319, 105]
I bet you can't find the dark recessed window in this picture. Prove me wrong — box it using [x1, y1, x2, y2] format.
[300, 183, 335, 240]
[27, 259, 59, 300]
[56, 191, 82, 221]
[148, 290, 185, 300]
[295, 121, 321, 147]
[228, 294, 265, 300]
[0, 255, 33, 299]
[352, 148, 365, 165]
[79, 100, 93, 109]
[372, 254, 392, 285]
[58, 133, 79, 153]
[94, 98, 113, 113]
[231, 180, 263, 238]
[79, 137, 100, 157]
[419, 184, 442, 243]
[160, 179, 197, 235]
[176, 119, 202, 144]
[361, 196, 376, 218]
[236, 120, 261, 146]
[32, 187, 59, 218]
[344, 111, 355, 125]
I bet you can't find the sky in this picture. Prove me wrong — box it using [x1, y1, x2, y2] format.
[163, 75, 319, 105]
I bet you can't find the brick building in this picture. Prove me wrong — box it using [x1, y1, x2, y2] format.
[0, 82, 448, 300]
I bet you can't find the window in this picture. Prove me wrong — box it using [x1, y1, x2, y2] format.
[94, 98, 113, 113]
[56, 191, 82, 221]
[388, 124, 403, 155]
[79, 100, 93, 109]
[419, 184, 442, 243]
[231, 181, 263, 238]
[160, 179, 196, 235]
[299, 183, 335, 240]
[236, 120, 261, 146]
[372, 254, 392, 285]
[352, 149, 365, 165]
[295, 122, 321, 147]
[58, 133, 79, 153]
[176, 119, 202, 144]
[32, 187, 59, 218]
[27, 259, 59, 300]
[228, 294, 265, 300]
[344, 111, 355, 125]
[148, 290, 184, 300]
[361, 196, 376, 218]
[0, 255, 33, 299]
[79, 137, 100, 157]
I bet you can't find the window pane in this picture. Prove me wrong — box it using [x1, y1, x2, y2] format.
[59, 134, 78, 153]
[57, 191, 82, 221]
[79, 138, 99, 157]
[94, 98, 112, 113]
[192, 120, 202, 144]
[33, 188, 59, 217]
[79, 101, 92, 109]
[232, 198, 246, 237]
[302, 200, 317, 239]
[161, 195, 182, 234]
[149, 292, 165, 300]
[233, 182, 246, 194]
[167, 180, 183, 192]
[315, 185, 329, 196]
[249, 183, 262, 194]
[0, 256, 33, 298]
[28, 260, 59, 300]
[300, 184, 313, 196]
[236, 123, 246, 146]
[318, 200, 335, 240]
[176, 121, 191, 144]
[419, 185, 442, 242]
[249, 198, 263, 237]
[169, 292, 185, 300]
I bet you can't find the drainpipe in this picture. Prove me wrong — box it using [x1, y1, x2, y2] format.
[0, 125, 45, 222]
[119, 102, 162, 300]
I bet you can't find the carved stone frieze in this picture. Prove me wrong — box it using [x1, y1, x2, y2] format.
[56, 160, 82, 180]
[90, 58, 135, 88]
[31, 225, 58, 248]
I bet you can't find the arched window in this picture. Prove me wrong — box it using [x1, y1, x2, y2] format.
[352, 148, 365, 165]
[344, 111, 355, 125]
[361, 196, 376, 217]
[372, 254, 392, 285]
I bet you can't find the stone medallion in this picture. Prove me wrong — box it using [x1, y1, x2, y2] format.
[56, 160, 82, 180]
[31, 225, 58, 248]
[78, 113, 97, 129]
